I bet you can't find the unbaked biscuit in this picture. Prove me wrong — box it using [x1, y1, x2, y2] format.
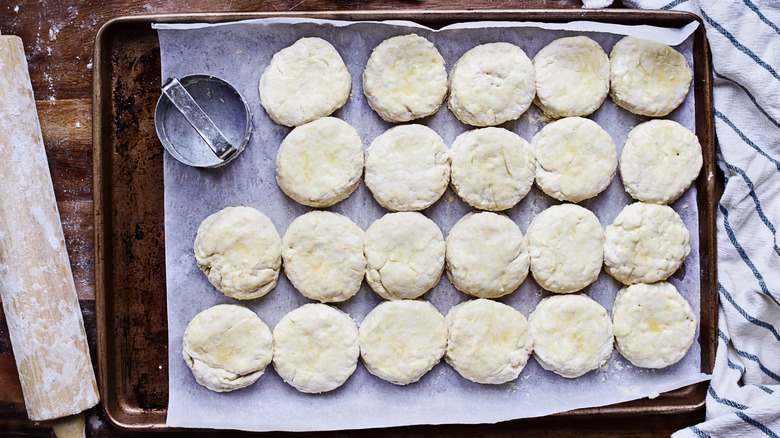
[533, 36, 610, 118]
[259, 37, 351, 127]
[445, 212, 529, 298]
[282, 211, 365, 303]
[612, 282, 697, 368]
[529, 294, 613, 378]
[532, 117, 616, 202]
[609, 36, 692, 117]
[604, 202, 691, 285]
[527, 204, 604, 293]
[448, 42, 536, 126]
[194, 206, 282, 300]
[362, 34, 447, 123]
[364, 212, 445, 300]
[619, 120, 702, 204]
[450, 127, 535, 211]
[182, 304, 273, 392]
[273, 303, 359, 393]
[275, 117, 363, 208]
[445, 299, 533, 384]
[359, 300, 446, 385]
[364, 124, 450, 211]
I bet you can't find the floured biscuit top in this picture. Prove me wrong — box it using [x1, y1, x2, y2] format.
[194, 206, 282, 300]
[533, 36, 610, 118]
[445, 299, 533, 384]
[450, 127, 535, 211]
[448, 42, 536, 127]
[259, 37, 351, 126]
[359, 300, 447, 385]
[182, 304, 273, 392]
[533, 117, 617, 202]
[612, 282, 697, 368]
[445, 212, 529, 298]
[604, 202, 691, 285]
[275, 117, 363, 208]
[529, 294, 613, 378]
[273, 303, 359, 393]
[609, 36, 692, 117]
[364, 124, 450, 211]
[282, 211, 365, 303]
[527, 204, 604, 293]
[620, 119, 702, 204]
[362, 34, 448, 123]
[364, 212, 445, 300]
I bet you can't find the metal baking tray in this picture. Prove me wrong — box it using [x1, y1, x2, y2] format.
[93, 10, 717, 431]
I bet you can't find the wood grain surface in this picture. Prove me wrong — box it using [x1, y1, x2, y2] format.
[0, 0, 706, 436]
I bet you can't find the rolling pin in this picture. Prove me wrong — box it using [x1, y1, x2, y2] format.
[0, 32, 99, 436]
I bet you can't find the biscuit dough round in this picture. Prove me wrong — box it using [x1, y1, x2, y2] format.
[609, 36, 692, 117]
[259, 37, 351, 127]
[365, 124, 450, 211]
[529, 294, 613, 378]
[445, 299, 533, 384]
[364, 212, 445, 300]
[194, 206, 282, 300]
[275, 117, 363, 208]
[362, 34, 447, 123]
[182, 304, 273, 392]
[532, 117, 617, 202]
[448, 42, 536, 126]
[612, 282, 697, 368]
[533, 36, 610, 118]
[527, 204, 604, 293]
[359, 300, 446, 385]
[445, 212, 529, 298]
[282, 211, 365, 303]
[450, 127, 535, 211]
[604, 202, 691, 285]
[620, 120, 703, 204]
[273, 303, 359, 393]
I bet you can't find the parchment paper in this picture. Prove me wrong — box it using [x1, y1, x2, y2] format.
[155, 17, 710, 432]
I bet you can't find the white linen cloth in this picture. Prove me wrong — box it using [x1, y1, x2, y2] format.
[582, 0, 780, 436]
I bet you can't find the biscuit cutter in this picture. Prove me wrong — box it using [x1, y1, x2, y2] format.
[154, 74, 252, 168]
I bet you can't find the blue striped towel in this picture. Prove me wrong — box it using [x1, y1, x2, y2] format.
[582, 0, 780, 436]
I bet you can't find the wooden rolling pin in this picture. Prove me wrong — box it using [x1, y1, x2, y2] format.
[0, 32, 99, 436]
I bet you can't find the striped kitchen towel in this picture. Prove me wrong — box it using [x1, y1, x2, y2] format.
[581, 0, 780, 436]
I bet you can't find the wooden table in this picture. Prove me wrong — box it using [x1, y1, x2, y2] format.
[0, 0, 705, 435]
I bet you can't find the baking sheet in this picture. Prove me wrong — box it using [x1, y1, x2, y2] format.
[156, 17, 710, 432]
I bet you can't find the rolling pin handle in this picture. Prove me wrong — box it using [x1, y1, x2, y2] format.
[51, 413, 86, 438]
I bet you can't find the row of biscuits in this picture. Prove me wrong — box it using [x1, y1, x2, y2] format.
[194, 203, 691, 302]
[183, 285, 696, 393]
[276, 117, 703, 211]
[259, 34, 692, 127]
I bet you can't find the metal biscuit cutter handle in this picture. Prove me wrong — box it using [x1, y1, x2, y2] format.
[154, 75, 252, 168]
